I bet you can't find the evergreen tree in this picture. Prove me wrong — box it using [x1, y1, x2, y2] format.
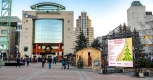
[91, 38, 101, 50]
[118, 24, 123, 33]
[74, 32, 88, 52]
[112, 30, 115, 35]
[122, 45, 133, 61]
[123, 23, 127, 32]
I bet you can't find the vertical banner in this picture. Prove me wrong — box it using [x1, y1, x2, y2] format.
[108, 38, 133, 67]
[36, 44, 38, 55]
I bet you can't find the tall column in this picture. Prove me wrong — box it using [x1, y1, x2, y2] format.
[58, 44, 61, 61]
[36, 44, 38, 55]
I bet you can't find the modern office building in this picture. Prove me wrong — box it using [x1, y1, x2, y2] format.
[74, 12, 94, 47]
[127, 1, 153, 54]
[0, 16, 21, 58]
[21, 2, 74, 59]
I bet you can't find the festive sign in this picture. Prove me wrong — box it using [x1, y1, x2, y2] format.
[108, 38, 133, 67]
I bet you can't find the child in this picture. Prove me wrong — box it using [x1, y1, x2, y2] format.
[61, 60, 66, 69]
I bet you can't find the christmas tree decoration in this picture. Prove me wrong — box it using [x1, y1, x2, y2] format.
[122, 45, 133, 61]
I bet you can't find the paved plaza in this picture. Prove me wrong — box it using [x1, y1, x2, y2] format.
[0, 62, 152, 80]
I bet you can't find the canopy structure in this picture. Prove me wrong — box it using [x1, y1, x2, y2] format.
[30, 2, 66, 14]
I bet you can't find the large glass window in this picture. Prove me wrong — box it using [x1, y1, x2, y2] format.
[34, 19, 63, 43]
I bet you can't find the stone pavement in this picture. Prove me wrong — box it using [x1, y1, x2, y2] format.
[0, 62, 152, 80]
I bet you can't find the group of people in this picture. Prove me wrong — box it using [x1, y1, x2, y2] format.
[16, 56, 30, 67]
[41, 56, 57, 69]
[16, 56, 58, 69]
[16, 56, 71, 70]
[61, 57, 70, 69]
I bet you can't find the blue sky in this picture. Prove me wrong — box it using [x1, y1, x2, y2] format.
[0, 0, 153, 38]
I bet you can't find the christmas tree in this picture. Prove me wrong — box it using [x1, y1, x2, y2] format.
[122, 45, 133, 61]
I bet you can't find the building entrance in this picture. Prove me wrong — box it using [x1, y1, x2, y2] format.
[32, 43, 63, 60]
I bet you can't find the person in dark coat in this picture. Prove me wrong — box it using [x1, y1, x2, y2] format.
[30, 57, 32, 63]
[47, 56, 52, 69]
[26, 56, 30, 67]
[67, 56, 70, 69]
[53, 57, 57, 64]
[42, 57, 46, 68]
[16, 57, 20, 67]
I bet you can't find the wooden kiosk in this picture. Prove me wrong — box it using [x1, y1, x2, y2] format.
[76, 47, 101, 67]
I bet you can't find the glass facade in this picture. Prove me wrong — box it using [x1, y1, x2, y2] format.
[33, 19, 63, 43]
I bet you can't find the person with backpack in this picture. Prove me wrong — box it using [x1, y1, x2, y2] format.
[26, 56, 30, 67]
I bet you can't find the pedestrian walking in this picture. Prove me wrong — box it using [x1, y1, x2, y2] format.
[16, 56, 20, 67]
[47, 56, 52, 69]
[67, 56, 70, 69]
[53, 57, 57, 64]
[26, 56, 30, 67]
[30, 57, 32, 63]
[61, 59, 66, 69]
[42, 57, 45, 68]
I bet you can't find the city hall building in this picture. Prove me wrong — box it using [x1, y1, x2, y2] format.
[21, 2, 74, 59]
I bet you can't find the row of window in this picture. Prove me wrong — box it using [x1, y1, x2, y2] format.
[145, 44, 153, 46]
[35, 27, 62, 31]
[35, 36, 62, 40]
[35, 40, 62, 43]
[35, 32, 62, 35]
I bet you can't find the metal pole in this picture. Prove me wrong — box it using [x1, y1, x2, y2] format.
[20, 30, 21, 55]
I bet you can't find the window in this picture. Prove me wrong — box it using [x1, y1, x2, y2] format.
[1, 30, 7, 34]
[34, 19, 63, 43]
[26, 20, 28, 22]
[24, 47, 28, 52]
[0, 36, 7, 41]
[26, 28, 28, 30]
